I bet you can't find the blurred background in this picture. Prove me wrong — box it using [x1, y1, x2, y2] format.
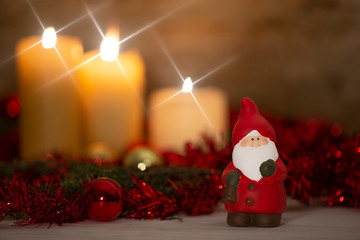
[0, 0, 359, 132]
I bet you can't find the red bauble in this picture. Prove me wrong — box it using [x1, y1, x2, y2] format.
[83, 178, 122, 222]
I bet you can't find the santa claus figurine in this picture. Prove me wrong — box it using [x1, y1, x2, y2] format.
[222, 97, 287, 227]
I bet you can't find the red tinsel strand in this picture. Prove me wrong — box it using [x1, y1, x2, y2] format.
[121, 178, 178, 219]
[0, 174, 87, 226]
[267, 116, 360, 207]
[163, 136, 232, 170]
[322, 133, 360, 207]
[121, 174, 223, 220]
[177, 173, 223, 216]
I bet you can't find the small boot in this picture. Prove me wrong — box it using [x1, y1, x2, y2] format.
[227, 212, 251, 227]
[253, 213, 282, 227]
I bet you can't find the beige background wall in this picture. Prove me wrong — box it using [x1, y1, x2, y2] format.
[0, 0, 359, 132]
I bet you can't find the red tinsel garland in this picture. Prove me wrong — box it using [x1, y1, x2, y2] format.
[0, 172, 223, 226]
[162, 115, 360, 207]
[163, 137, 232, 170]
[0, 175, 86, 226]
[267, 117, 360, 207]
[122, 178, 179, 219]
[0, 112, 359, 226]
[121, 175, 222, 219]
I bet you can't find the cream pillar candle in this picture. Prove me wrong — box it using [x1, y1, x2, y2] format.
[77, 45, 145, 160]
[149, 86, 229, 153]
[17, 27, 83, 160]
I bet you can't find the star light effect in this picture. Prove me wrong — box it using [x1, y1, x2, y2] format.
[82, 0, 192, 109]
[27, 0, 45, 30]
[36, 53, 100, 93]
[149, 34, 214, 127]
[192, 55, 238, 85]
[35, 0, 191, 94]
[182, 77, 213, 128]
[152, 33, 185, 83]
[118, 1, 193, 46]
[56, 0, 112, 34]
[83, 2, 146, 109]
[149, 51, 238, 111]
[33, 1, 112, 93]
[0, 40, 42, 67]
[182, 77, 193, 93]
[24, 0, 85, 95]
[25, 0, 110, 94]
[0, 1, 109, 67]
[148, 33, 237, 129]
[12, 0, 226, 128]
[100, 35, 119, 62]
[42, 27, 57, 49]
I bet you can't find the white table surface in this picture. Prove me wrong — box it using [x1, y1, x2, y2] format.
[1, 200, 360, 240]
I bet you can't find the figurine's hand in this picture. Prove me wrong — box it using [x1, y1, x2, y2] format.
[223, 185, 237, 205]
[259, 159, 276, 178]
[225, 170, 240, 186]
[223, 170, 240, 204]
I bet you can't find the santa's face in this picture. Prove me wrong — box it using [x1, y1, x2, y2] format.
[232, 130, 279, 182]
[240, 135, 269, 147]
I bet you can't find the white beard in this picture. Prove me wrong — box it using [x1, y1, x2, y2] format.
[232, 140, 279, 182]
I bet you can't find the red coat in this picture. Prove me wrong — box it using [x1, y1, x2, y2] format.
[222, 158, 287, 214]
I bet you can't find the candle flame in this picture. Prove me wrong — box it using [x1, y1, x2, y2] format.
[42, 27, 57, 49]
[100, 29, 119, 62]
[182, 77, 193, 93]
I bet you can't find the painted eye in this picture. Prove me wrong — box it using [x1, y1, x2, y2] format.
[251, 138, 254, 141]
[257, 138, 259, 140]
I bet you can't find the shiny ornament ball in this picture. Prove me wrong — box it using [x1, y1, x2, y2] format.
[83, 177, 122, 221]
[123, 147, 163, 171]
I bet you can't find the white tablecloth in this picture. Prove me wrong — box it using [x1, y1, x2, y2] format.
[1, 200, 360, 240]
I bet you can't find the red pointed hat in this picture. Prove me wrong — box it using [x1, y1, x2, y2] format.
[232, 97, 276, 147]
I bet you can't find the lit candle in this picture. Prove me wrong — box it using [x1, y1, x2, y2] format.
[149, 78, 229, 153]
[17, 27, 83, 160]
[77, 28, 145, 161]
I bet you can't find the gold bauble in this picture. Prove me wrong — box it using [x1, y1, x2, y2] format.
[123, 147, 163, 171]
